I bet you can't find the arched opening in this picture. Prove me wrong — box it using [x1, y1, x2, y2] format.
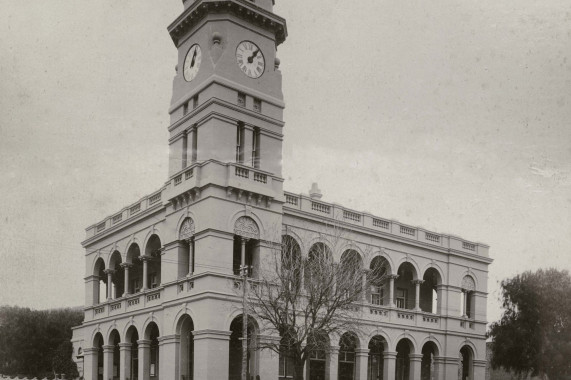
[395, 339, 413, 380]
[144, 322, 160, 378]
[305, 243, 333, 291]
[232, 217, 260, 278]
[281, 235, 302, 291]
[338, 332, 358, 380]
[94, 258, 106, 304]
[179, 218, 196, 278]
[229, 315, 258, 380]
[178, 315, 195, 380]
[460, 276, 476, 318]
[144, 235, 162, 289]
[368, 257, 390, 305]
[459, 346, 473, 380]
[109, 251, 124, 299]
[338, 250, 363, 299]
[126, 244, 143, 294]
[420, 268, 442, 314]
[109, 330, 121, 380]
[306, 330, 328, 380]
[93, 333, 104, 380]
[368, 336, 386, 380]
[126, 326, 139, 380]
[395, 263, 417, 310]
[421, 342, 438, 380]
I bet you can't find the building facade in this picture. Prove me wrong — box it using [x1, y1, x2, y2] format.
[71, 1, 492, 379]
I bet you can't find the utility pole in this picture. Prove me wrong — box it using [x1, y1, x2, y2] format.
[240, 238, 249, 380]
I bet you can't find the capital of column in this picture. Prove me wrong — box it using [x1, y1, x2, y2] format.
[329, 345, 340, 354]
[387, 274, 399, 280]
[103, 269, 115, 275]
[102, 345, 115, 353]
[118, 343, 131, 351]
[383, 351, 398, 359]
[120, 263, 133, 269]
[355, 348, 369, 356]
[158, 334, 180, 345]
[136, 339, 152, 348]
[412, 279, 425, 285]
[409, 353, 423, 362]
[83, 347, 99, 355]
[192, 329, 232, 341]
[139, 255, 152, 262]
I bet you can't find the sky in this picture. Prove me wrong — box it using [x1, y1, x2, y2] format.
[0, 0, 570, 326]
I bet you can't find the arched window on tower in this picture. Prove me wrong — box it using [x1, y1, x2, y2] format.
[179, 218, 196, 278]
[460, 276, 476, 318]
[232, 217, 260, 278]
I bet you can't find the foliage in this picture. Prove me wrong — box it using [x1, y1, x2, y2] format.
[246, 224, 388, 380]
[0, 306, 83, 378]
[488, 268, 571, 380]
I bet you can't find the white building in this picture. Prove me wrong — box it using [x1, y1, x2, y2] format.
[71, 1, 492, 379]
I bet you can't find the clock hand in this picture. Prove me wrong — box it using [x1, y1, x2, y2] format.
[248, 49, 259, 63]
[190, 49, 197, 67]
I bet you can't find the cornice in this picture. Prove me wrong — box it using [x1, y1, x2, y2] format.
[168, 0, 287, 47]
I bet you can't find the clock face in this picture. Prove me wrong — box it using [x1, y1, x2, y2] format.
[183, 44, 202, 82]
[236, 41, 265, 79]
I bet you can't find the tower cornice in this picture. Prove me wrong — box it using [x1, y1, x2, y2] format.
[168, 0, 287, 47]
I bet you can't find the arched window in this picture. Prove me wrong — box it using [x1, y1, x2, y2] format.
[126, 244, 142, 294]
[108, 251, 123, 299]
[460, 276, 476, 318]
[395, 263, 417, 310]
[459, 346, 473, 380]
[339, 333, 358, 380]
[395, 339, 413, 380]
[229, 315, 257, 380]
[305, 243, 332, 291]
[278, 327, 296, 380]
[109, 330, 121, 380]
[281, 235, 302, 292]
[421, 342, 438, 380]
[93, 333, 104, 380]
[93, 258, 106, 305]
[369, 256, 390, 305]
[126, 327, 139, 380]
[178, 315, 195, 380]
[179, 218, 196, 278]
[145, 323, 160, 378]
[307, 330, 328, 380]
[338, 250, 363, 299]
[145, 235, 162, 289]
[420, 268, 442, 314]
[368, 336, 386, 380]
[232, 217, 260, 278]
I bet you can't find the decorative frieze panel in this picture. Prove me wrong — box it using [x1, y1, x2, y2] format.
[179, 217, 195, 241]
[234, 216, 260, 239]
[461, 275, 476, 291]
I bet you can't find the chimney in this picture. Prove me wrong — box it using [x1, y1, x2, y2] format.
[309, 183, 322, 200]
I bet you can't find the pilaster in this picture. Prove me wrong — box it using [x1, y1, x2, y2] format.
[159, 335, 180, 380]
[327, 346, 340, 380]
[192, 329, 232, 380]
[409, 353, 422, 380]
[137, 339, 152, 380]
[118, 343, 131, 380]
[102, 345, 114, 380]
[83, 347, 98, 380]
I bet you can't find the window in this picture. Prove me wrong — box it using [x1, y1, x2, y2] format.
[191, 125, 197, 163]
[132, 278, 141, 293]
[396, 288, 407, 309]
[253, 98, 262, 113]
[279, 346, 295, 379]
[252, 127, 260, 168]
[238, 92, 246, 107]
[192, 94, 198, 109]
[371, 286, 384, 305]
[183, 102, 189, 115]
[236, 123, 245, 163]
[150, 274, 158, 289]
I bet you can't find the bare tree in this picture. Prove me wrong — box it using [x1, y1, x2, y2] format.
[245, 223, 388, 380]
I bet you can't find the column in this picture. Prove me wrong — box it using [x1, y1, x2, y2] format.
[159, 335, 180, 380]
[119, 343, 131, 380]
[362, 270, 368, 302]
[327, 346, 339, 380]
[413, 280, 424, 311]
[102, 345, 114, 380]
[433, 357, 444, 380]
[193, 330, 231, 380]
[240, 238, 247, 274]
[435, 284, 446, 315]
[104, 270, 115, 300]
[188, 239, 194, 276]
[355, 348, 369, 380]
[85, 275, 100, 306]
[137, 339, 151, 380]
[84, 348, 98, 380]
[388, 275, 398, 307]
[258, 336, 280, 380]
[383, 351, 397, 380]
[121, 264, 132, 296]
[141, 257, 150, 291]
[409, 353, 422, 380]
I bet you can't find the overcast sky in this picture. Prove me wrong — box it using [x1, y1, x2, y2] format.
[0, 0, 570, 325]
